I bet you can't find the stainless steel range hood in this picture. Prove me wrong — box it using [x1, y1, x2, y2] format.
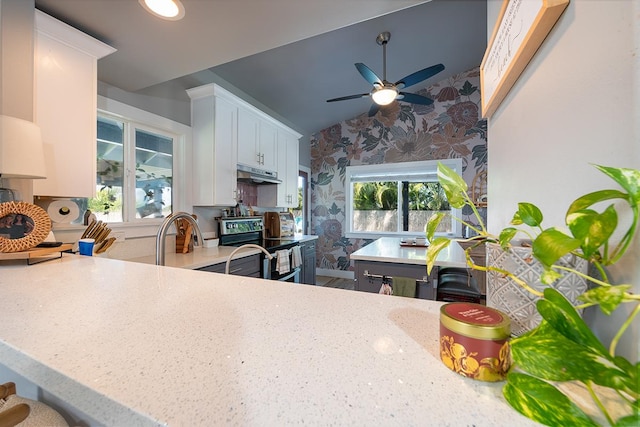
[237, 164, 281, 185]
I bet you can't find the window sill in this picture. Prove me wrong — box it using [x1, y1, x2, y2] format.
[52, 220, 164, 240]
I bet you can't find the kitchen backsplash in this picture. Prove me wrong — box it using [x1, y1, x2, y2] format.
[236, 181, 258, 207]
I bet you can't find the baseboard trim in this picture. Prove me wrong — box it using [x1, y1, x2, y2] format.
[316, 268, 355, 280]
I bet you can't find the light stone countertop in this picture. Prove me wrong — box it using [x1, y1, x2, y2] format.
[128, 245, 261, 269]
[128, 234, 318, 269]
[350, 236, 468, 267]
[0, 254, 538, 426]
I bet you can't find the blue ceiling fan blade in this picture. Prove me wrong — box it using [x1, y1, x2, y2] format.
[326, 93, 369, 103]
[355, 63, 382, 86]
[368, 103, 381, 117]
[397, 92, 434, 105]
[395, 63, 444, 89]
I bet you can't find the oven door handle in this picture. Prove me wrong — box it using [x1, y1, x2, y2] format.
[277, 267, 300, 283]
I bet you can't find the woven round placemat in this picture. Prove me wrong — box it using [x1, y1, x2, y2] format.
[0, 201, 52, 252]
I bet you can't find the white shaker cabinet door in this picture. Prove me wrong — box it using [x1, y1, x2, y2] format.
[237, 107, 260, 168]
[212, 97, 239, 206]
[237, 107, 277, 171]
[33, 11, 115, 198]
[258, 119, 277, 171]
[258, 129, 299, 208]
[189, 87, 238, 207]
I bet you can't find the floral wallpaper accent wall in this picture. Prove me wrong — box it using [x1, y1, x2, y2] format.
[310, 67, 488, 273]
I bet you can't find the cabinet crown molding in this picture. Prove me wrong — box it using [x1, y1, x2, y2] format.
[186, 83, 301, 139]
[35, 10, 116, 59]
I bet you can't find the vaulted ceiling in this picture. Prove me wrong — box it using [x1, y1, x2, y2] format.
[34, 0, 487, 135]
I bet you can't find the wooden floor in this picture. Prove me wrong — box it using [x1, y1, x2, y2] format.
[316, 276, 355, 290]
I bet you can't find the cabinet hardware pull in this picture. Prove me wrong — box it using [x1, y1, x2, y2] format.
[362, 270, 430, 283]
[363, 270, 386, 281]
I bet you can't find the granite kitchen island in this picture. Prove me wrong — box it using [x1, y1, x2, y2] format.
[0, 254, 538, 426]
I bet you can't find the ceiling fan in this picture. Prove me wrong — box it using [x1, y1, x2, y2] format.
[326, 31, 445, 117]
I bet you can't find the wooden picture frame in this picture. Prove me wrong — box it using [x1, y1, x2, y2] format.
[0, 202, 51, 252]
[480, 0, 570, 118]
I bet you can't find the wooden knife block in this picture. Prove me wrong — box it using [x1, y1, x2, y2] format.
[175, 234, 193, 253]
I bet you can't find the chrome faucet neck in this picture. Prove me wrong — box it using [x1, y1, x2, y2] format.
[155, 212, 204, 266]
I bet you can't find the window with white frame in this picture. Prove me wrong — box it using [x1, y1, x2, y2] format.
[59, 97, 189, 227]
[345, 159, 463, 238]
[92, 114, 175, 222]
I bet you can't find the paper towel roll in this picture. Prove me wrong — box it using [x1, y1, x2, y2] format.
[47, 199, 80, 223]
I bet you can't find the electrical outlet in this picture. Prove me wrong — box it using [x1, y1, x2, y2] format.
[113, 231, 125, 242]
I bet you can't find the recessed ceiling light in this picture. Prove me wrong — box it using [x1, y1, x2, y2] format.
[139, 0, 185, 21]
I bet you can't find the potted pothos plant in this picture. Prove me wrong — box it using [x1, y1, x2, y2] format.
[425, 162, 639, 426]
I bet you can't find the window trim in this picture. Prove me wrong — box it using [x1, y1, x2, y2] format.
[344, 159, 463, 239]
[95, 97, 191, 237]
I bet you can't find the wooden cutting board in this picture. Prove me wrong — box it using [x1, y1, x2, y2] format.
[0, 244, 73, 260]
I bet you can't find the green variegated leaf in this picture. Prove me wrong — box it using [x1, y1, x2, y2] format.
[511, 322, 601, 382]
[517, 202, 544, 227]
[436, 162, 467, 208]
[594, 164, 640, 204]
[511, 211, 523, 225]
[578, 285, 631, 315]
[538, 288, 609, 355]
[616, 413, 640, 427]
[511, 321, 633, 390]
[425, 238, 451, 275]
[499, 228, 517, 249]
[532, 228, 581, 268]
[503, 373, 598, 427]
[425, 211, 446, 241]
[566, 205, 617, 259]
[567, 189, 627, 215]
[612, 355, 635, 378]
[540, 268, 562, 285]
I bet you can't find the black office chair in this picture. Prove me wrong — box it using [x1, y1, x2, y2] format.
[437, 267, 482, 304]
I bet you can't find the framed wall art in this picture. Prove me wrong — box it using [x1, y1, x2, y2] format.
[0, 201, 51, 252]
[480, 0, 570, 118]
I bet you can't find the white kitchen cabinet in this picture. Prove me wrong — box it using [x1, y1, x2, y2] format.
[188, 82, 300, 208]
[258, 129, 300, 208]
[237, 106, 277, 171]
[33, 11, 115, 198]
[187, 84, 238, 206]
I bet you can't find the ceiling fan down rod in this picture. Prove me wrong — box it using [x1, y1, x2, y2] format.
[376, 31, 391, 82]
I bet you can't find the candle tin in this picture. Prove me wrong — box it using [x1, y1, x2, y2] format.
[439, 302, 511, 382]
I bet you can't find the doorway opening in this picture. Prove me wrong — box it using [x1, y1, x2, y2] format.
[292, 167, 310, 235]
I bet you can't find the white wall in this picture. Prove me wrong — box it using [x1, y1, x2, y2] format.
[486, 0, 639, 359]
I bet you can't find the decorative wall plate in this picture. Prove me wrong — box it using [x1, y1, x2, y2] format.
[0, 201, 51, 252]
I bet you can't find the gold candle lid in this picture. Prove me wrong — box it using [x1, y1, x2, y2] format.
[440, 302, 511, 340]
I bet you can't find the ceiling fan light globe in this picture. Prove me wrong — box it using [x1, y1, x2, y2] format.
[372, 87, 397, 105]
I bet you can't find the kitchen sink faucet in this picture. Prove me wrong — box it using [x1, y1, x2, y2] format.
[156, 212, 203, 266]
